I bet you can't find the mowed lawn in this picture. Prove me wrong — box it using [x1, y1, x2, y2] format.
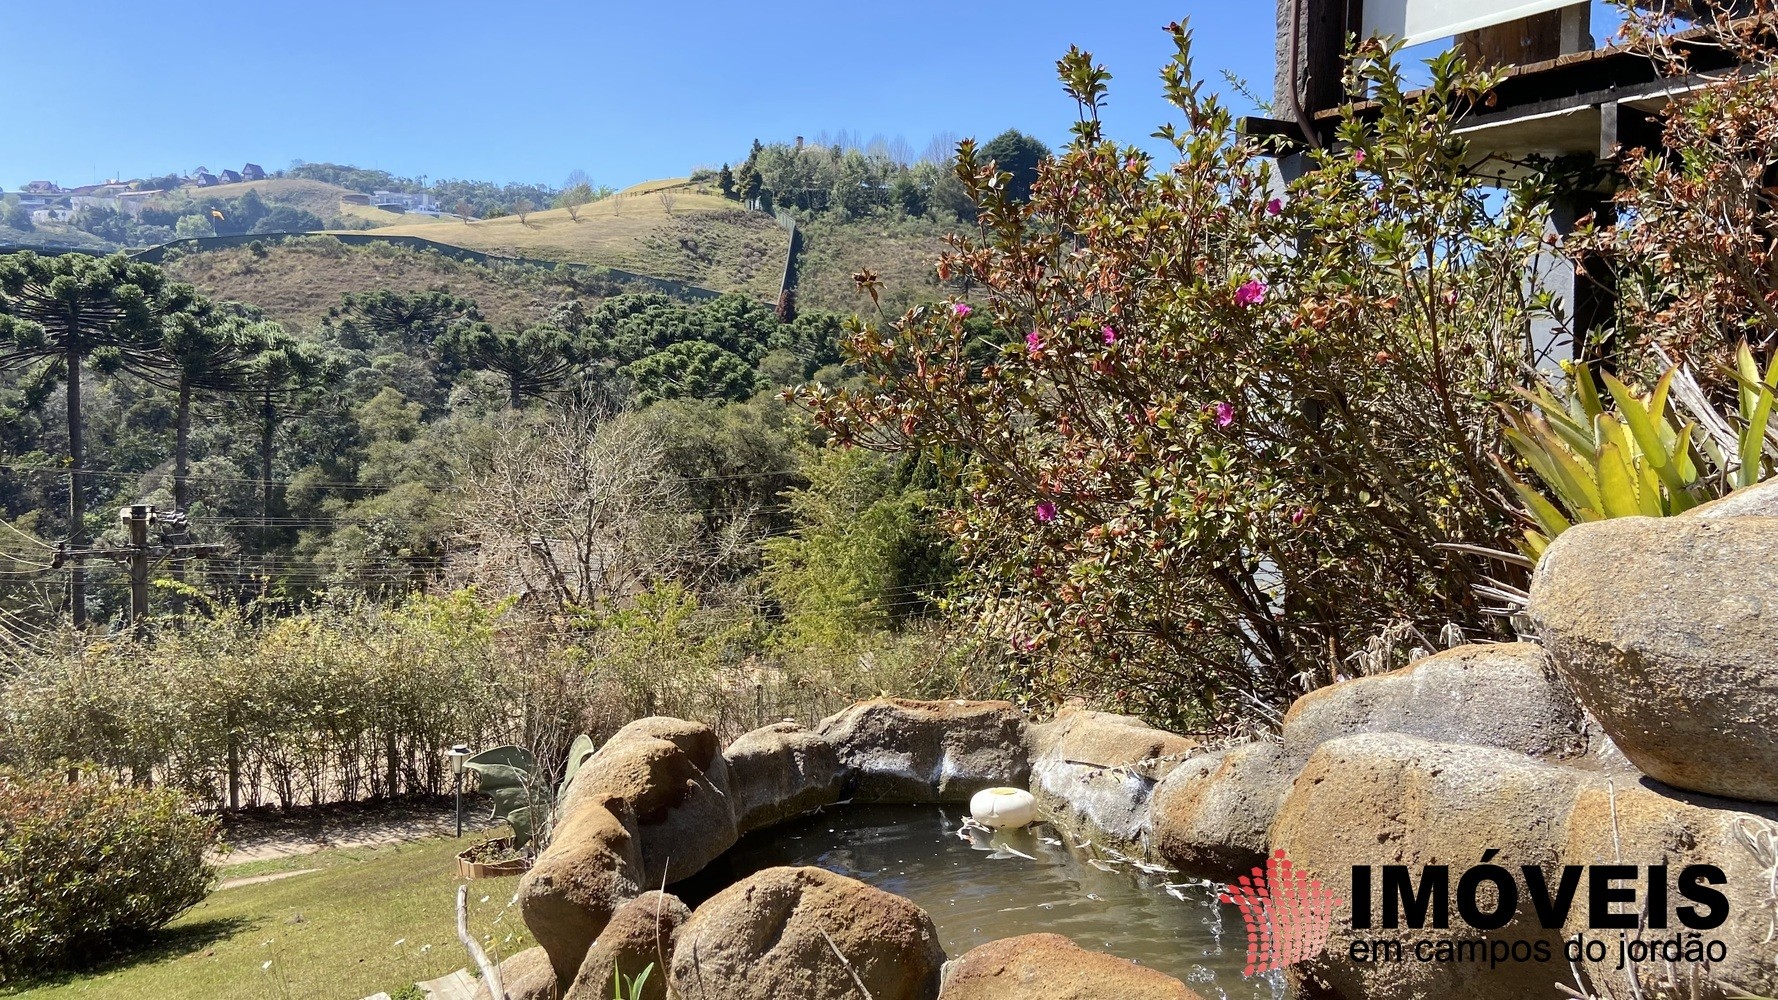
[6, 836, 532, 1000]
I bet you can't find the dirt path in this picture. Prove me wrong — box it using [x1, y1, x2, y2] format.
[215, 797, 497, 866]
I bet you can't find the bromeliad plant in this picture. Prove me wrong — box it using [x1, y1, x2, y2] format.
[465, 734, 597, 854]
[1501, 344, 1778, 559]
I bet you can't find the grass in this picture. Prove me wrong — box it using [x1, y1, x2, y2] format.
[5, 835, 532, 1000]
[795, 214, 961, 316]
[363, 178, 790, 299]
[149, 178, 377, 230]
[162, 238, 617, 329]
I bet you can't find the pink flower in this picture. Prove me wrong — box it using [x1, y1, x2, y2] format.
[1290, 507, 1310, 526]
[953, 302, 972, 318]
[1266, 197, 1283, 215]
[1034, 501, 1058, 524]
[1026, 330, 1043, 352]
[1101, 325, 1118, 345]
[1353, 149, 1367, 165]
[1215, 402, 1235, 428]
[1235, 279, 1268, 307]
[1442, 288, 1458, 306]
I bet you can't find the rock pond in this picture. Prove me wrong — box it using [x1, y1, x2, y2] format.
[672, 802, 1281, 999]
[493, 488, 1778, 1000]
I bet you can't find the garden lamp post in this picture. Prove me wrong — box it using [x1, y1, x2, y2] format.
[449, 743, 471, 838]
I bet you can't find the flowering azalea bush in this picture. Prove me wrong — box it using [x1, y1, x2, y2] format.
[798, 28, 1553, 726]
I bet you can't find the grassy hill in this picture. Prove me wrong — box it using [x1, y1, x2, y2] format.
[7, 173, 958, 318]
[796, 215, 954, 316]
[153, 177, 381, 227]
[161, 237, 630, 330]
[362, 178, 790, 300]
[364, 178, 957, 315]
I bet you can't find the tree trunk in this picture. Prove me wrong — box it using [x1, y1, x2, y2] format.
[509, 377, 523, 410]
[173, 380, 191, 586]
[260, 390, 274, 553]
[175, 381, 191, 513]
[66, 342, 86, 626]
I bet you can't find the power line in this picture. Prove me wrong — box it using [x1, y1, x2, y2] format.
[0, 519, 55, 551]
[0, 461, 806, 493]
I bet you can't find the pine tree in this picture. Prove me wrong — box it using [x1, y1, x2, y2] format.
[0, 252, 205, 624]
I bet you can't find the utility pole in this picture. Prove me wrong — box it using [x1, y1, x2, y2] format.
[52, 503, 223, 629]
[123, 503, 150, 624]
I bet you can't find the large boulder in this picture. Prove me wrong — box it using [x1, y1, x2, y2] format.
[1281, 642, 1592, 763]
[470, 946, 557, 1000]
[564, 716, 738, 886]
[1150, 740, 1294, 882]
[937, 933, 1206, 1000]
[1683, 477, 1778, 519]
[724, 722, 845, 836]
[817, 698, 1028, 803]
[1025, 708, 1197, 850]
[518, 799, 645, 984]
[1530, 516, 1778, 802]
[1561, 780, 1778, 998]
[668, 866, 946, 1000]
[1271, 733, 1596, 1000]
[565, 890, 691, 1000]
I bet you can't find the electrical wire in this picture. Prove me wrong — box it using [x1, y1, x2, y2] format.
[0, 461, 804, 493]
[0, 518, 55, 551]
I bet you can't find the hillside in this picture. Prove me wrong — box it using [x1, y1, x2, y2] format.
[363, 179, 789, 300]
[795, 215, 954, 315]
[365, 178, 956, 315]
[5, 172, 959, 317]
[161, 237, 631, 329]
[149, 177, 388, 228]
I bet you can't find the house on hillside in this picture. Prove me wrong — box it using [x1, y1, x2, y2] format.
[193, 170, 218, 187]
[16, 185, 64, 210]
[368, 190, 441, 215]
[114, 190, 155, 217]
[242, 163, 266, 181]
[218, 169, 243, 185]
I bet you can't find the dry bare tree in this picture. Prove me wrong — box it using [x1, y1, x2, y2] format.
[887, 134, 915, 167]
[514, 198, 535, 226]
[455, 199, 474, 224]
[457, 407, 699, 611]
[560, 186, 589, 222]
[920, 131, 960, 165]
[658, 189, 676, 216]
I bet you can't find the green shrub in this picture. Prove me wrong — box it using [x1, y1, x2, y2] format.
[0, 767, 217, 980]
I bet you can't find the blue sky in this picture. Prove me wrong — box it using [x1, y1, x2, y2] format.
[4, 1, 1627, 192]
[4, 3, 1279, 191]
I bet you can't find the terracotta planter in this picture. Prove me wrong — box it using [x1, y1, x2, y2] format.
[456, 837, 531, 879]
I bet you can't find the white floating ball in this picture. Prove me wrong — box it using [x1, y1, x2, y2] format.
[969, 786, 1036, 828]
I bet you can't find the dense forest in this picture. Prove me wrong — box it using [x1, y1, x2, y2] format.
[0, 249, 955, 647]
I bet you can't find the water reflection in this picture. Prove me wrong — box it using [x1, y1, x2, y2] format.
[673, 803, 1286, 1000]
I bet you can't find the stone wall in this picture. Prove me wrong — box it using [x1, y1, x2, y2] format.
[512, 480, 1778, 1000]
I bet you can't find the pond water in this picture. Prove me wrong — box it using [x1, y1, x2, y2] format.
[673, 803, 1285, 1000]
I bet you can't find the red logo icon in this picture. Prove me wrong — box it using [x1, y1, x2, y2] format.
[1220, 848, 1343, 975]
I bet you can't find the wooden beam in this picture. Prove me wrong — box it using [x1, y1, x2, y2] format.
[1599, 101, 1664, 160]
[1278, 0, 1361, 143]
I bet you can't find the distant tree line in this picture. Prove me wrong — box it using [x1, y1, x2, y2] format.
[713, 129, 1050, 222]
